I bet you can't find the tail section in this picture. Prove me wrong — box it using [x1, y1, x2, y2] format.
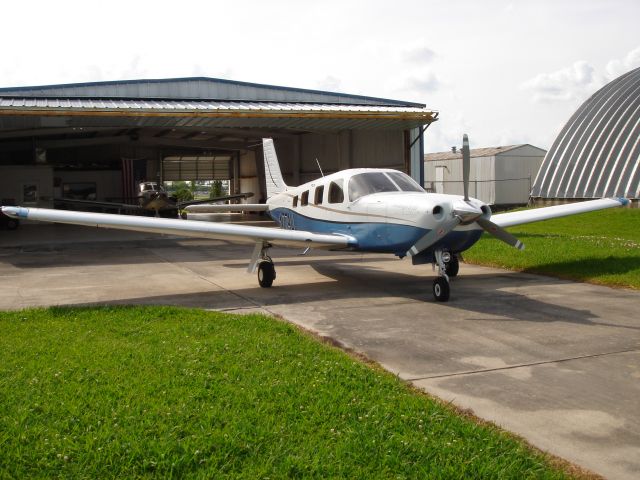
[263, 138, 287, 199]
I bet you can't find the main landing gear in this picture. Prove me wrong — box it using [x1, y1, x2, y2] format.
[258, 260, 276, 288]
[432, 250, 458, 302]
[249, 241, 276, 288]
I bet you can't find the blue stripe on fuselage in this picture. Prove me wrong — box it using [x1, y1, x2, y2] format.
[270, 207, 482, 256]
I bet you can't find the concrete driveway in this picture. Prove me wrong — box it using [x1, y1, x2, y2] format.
[1, 224, 639, 479]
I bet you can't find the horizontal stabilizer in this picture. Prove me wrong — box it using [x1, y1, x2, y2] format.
[184, 204, 269, 213]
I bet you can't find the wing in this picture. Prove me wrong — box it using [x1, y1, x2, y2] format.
[176, 192, 254, 208]
[2, 206, 355, 250]
[55, 198, 146, 212]
[491, 198, 628, 228]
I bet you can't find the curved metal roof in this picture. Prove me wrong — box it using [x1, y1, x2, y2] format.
[531, 66, 640, 199]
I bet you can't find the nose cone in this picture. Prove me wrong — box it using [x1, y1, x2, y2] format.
[452, 199, 484, 224]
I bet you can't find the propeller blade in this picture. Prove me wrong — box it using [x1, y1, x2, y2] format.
[462, 134, 470, 202]
[407, 216, 461, 257]
[476, 217, 525, 250]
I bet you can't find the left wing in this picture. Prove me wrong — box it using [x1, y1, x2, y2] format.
[491, 198, 628, 228]
[1, 206, 355, 250]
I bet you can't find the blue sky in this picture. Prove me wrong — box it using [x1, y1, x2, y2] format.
[2, 0, 638, 152]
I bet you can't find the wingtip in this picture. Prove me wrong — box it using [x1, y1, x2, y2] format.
[1, 206, 28, 218]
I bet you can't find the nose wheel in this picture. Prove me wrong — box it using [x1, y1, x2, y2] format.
[432, 277, 450, 302]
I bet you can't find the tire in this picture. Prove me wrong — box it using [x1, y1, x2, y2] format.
[445, 254, 459, 277]
[432, 277, 450, 302]
[6, 218, 19, 230]
[258, 261, 276, 288]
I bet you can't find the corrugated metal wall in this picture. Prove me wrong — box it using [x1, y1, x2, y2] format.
[532, 66, 640, 199]
[424, 145, 545, 205]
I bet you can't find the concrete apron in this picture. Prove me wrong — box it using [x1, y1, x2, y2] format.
[0, 230, 638, 479]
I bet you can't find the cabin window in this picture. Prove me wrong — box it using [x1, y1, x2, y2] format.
[300, 190, 309, 206]
[348, 172, 398, 201]
[292, 195, 298, 207]
[314, 185, 324, 204]
[328, 180, 344, 203]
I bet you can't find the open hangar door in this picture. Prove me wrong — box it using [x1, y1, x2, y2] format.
[0, 77, 436, 213]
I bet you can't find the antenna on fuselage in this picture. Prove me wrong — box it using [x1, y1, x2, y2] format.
[315, 158, 325, 177]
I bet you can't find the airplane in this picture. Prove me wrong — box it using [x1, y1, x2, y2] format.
[2, 136, 628, 302]
[55, 181, 253, 217]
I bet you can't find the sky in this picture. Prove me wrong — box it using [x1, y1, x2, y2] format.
[1, 0, 639, 153]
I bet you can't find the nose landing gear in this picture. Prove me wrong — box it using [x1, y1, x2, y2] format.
[432, 249, 452, 302]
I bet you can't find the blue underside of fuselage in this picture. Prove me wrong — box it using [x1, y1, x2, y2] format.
[270, 208, 482, 257]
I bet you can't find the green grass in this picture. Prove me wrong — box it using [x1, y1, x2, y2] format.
[464, 208, 640, 289]
[0, 306, 574, 479]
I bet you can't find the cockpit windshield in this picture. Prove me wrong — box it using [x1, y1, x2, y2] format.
[141, 183, 161, 192]
[347, 171, 425, 201]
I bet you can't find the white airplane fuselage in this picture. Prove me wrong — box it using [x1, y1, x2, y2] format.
[264, 168, 486, 260]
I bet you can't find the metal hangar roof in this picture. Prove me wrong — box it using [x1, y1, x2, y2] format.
[0, 77, 437, 132]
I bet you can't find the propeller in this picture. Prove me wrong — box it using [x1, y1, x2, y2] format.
[462, 134, 470, 202]
[405, 134, 525, 257]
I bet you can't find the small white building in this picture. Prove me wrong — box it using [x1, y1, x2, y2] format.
[424, 144, 546, 206]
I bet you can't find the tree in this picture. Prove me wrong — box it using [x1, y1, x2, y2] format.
[173, 181, 193, 202]
[210, 180, 224, 199]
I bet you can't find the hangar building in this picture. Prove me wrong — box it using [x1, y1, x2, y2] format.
[0, 77, 436, 209]
[531, 66, 640, 205]
[424, 144, 546, 207]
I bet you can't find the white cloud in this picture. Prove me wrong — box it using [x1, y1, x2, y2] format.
[605, 45, 640, 79]
[316, 76, 342, 93]
[404, 46, 436, 64]
[521, 61, 604, 103]
[405, 73, 440, 93]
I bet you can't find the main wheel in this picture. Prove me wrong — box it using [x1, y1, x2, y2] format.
[432, 277, 450, 302]
[6, 218, 19, 230]
[258, 261, 276, 288]
[445, 254, 459, 277]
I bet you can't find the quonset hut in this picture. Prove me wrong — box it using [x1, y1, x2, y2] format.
[531, 67, 640, 205]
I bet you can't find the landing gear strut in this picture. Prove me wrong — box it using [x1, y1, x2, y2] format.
[445, 253, 459, 277]
[432, 249, 450, 302]
[249, 241, 276, 288]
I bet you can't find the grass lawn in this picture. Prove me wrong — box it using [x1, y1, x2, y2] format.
[0, 306, 577, 479]
[464, 207, 640, 289]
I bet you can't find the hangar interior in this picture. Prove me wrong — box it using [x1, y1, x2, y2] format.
[0, 78, 436, 209]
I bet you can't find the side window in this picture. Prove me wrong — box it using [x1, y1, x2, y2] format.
[314, 185, 324, 205]
[328, 180, 344, 203]
[300, 191, 309, 206]
[292, 195, 298, 207]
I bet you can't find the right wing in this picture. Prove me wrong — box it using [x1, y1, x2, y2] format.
[491, 198, 628, 228]
[1, 206, 355, 250]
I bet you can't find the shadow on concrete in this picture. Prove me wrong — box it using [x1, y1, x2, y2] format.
[54, 258, 640, 332]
